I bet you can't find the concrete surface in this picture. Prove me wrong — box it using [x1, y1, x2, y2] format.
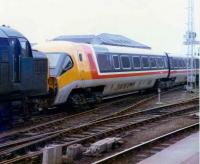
[138, 132, 199, 164]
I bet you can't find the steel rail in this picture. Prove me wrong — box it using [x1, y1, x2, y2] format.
[93, 123, 199, 164]
[0, 97, 198, 163]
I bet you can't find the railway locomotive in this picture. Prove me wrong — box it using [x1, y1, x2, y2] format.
[34, 33, 199, 107]
[0, 26, 48, 127]
[0, 26, 48, 101]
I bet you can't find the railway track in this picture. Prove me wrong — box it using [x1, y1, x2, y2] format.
[93, 123, 199, 164]
[0, 97, 198, 163]
[0, 86, 186, 143]
[0, 93, 155, 142]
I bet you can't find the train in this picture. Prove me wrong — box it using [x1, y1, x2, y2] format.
[0, 26, 48, 102]
[34, 33, 199, 108]
[0, 26, 48, 126]
[0, 28, 199, 113]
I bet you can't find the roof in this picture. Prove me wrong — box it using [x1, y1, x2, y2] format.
[54, 35, 95, 44]
[53, 33, 151, 49]
[93, 44, 164, 56]
[0, 26, 25, 38]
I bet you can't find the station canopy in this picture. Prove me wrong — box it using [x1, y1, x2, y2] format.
[53, 33, 151, 49]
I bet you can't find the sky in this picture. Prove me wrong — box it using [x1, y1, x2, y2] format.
[0, 0, 199, 53]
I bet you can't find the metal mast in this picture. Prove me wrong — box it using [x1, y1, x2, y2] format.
[184, 0, 197, 92]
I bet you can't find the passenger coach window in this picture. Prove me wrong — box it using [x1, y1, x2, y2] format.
[142, 57, 149, 68]
[195, 59, 199, 68]
[121, 56, 131, 69]
[157, 58, 165, 68]
[132, 56, 141, 69]
[164, 57, 168, 68]
[97, 53, 112, 72]
[150, 57, 157, 68]
[172, 58, 178, 68]
[179, 59, 183, 68]
[180, 59, 184, 68]
[112, 55, 120, 69]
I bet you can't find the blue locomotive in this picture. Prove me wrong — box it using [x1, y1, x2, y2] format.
[0, 26, 48, 130]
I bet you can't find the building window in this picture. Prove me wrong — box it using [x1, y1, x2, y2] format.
[121, 56, 131, 69]
[112, 55, 120, 69]
[132, 56, 141, 69]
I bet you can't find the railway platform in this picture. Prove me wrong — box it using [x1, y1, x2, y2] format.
[138, 132, 199, 164]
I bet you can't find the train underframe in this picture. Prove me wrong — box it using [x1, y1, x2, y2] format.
[67, 77, 181, 108]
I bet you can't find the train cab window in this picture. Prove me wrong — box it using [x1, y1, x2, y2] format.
[142, 57, 149, 69]
[112, 55, 120, 69]
[132, 56, 141, 69]
[157, 57, 165, 68]
[121, 56, 131, 70]
[63, 56, 73, 71]
[97, 53, 112, 72]
[150, 57, 157, 68]
[18, 38, 32, 57]
[45, 53, 73, 77]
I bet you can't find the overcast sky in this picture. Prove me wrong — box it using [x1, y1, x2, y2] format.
[1, 0, 199, 53]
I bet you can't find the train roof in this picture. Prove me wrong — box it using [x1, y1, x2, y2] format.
[92, 44, 164, 56]
[0, 26, 25, 38]
[53, 33, 151, 49]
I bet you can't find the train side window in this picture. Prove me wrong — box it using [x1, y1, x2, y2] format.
[157, 57, 165, 68]
[196, 59, 199, 68]
[169, 57, 173, 69]
[172, 58, 176, 68]
[150, 57, 157, 69]
[112, 55, 120, 70]
[121, 56, 131, 70]
[97, 53, 112, 72]
[142, 57, 149, 69]
[164, 57, 168, 68]
[192, 59, 199, 69]
[177, 59, 181, 68]
[132, 56, 141, 70]
[18, 38, 32, 57]
[79, 53, 83, 61]
[184, 59, 187, 68]
[180, 59, 185, 68]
